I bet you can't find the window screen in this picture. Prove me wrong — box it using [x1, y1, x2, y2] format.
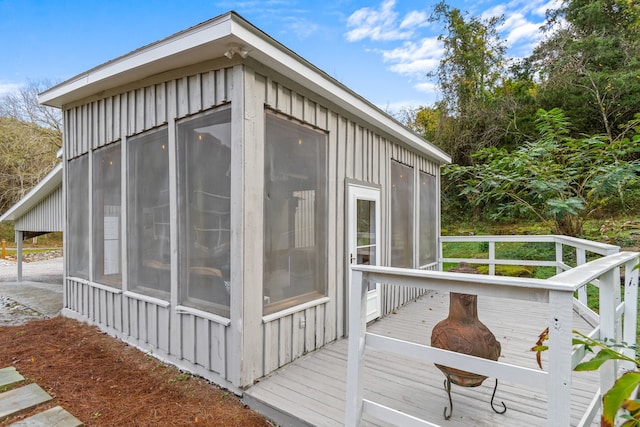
[390, 160, 414, 268]
[93, 143, 122, 286]
[127, 128, 170, 298]
[419, 171, 437, 265]
[177, 108, 231, 316]
[263, 113, 327, 314]
[67, 154, 89, 279]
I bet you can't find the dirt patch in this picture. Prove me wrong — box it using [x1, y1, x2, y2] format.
[0, 317, 272, 426]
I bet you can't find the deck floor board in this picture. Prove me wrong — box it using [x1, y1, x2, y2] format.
[245, 291, 601, 426]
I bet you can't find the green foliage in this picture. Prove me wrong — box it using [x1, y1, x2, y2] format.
[444, 109, 640, 236]
[530, 0, 640, 139]
[425, 2, 515, 166]
[534, 330, 640, 426]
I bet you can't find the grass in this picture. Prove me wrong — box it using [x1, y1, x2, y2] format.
[443, 217, 640, 342]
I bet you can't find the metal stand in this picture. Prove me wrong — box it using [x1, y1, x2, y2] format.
[443, 377, 507, 420]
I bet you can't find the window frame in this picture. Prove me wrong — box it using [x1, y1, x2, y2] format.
[92, 142, 122, 288]
[126, 125, 171, 300]
[262, 110, 329, 315]
[176, 106, 232, 317]
[67, 153, 90, 279]
[389, 159, 439, 269]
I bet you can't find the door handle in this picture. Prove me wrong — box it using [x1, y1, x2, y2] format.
[350, 253, 355, 264]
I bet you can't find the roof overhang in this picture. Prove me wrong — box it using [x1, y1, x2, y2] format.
[39, 11, 451, 165]
[0, 163, 62, 222]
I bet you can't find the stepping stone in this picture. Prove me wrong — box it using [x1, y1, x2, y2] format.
[0, 367, 24, 388]
[0, 383, 52, 421]
[9, 405, 83, 426]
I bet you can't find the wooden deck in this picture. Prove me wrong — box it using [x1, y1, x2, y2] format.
[244, 291, 601, 426]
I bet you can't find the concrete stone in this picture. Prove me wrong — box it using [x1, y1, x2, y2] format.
[8, 405, 83, 427]
[0, 383, 52, 421]
[0, 367, 24, 388]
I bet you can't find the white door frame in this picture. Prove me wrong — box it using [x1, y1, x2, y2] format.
[347, 183, 381, 322]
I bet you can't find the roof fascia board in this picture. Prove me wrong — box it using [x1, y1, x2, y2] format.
[0, 163, 63, 222]
[39, 14, 235, 107]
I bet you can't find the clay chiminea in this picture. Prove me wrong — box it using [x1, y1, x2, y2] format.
[431, 263, 501, 387]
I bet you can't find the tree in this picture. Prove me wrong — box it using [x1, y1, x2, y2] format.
[532, 0, 640, 139]
[444, 108, 640, 236]
[0, 81, 62, 214]
[427, 1, 510, 166]
[0, 80, 61, 150]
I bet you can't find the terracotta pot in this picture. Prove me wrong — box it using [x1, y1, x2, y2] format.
[431, 265, 501, 387]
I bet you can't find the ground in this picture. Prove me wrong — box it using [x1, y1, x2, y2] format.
[0, 316, 272, 426]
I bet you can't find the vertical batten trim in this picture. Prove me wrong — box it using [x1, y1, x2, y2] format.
[229, 64, 245, 387]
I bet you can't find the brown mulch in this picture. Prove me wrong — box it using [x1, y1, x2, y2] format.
[0, 316, 272, 426]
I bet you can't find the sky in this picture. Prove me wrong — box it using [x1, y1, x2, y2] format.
[0, 0, 561, 114]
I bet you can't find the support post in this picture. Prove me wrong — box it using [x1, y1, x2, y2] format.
[623, 258, 639, 370]
[1, 239, 5, 259]
[15, 231, 23, 282]
[599, 268, 617, 393]
[488, 241, 495, 276]
[555, 242, 563, 275]
[576, 248, 587, 306]
[547, 289, 573, 427]
[345, 268, 367, 427]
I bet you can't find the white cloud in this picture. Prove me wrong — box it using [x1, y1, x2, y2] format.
[345, 0, 423, 42]
[285, 17, 319, 39]
[534, 0, 563, 17]
[400, 10, 428, 29]
[414, 81, 438, 95]
[380, 38, 442, 76]
[0, 81, 21, 97]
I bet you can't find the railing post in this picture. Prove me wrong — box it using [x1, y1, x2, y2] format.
[345, 268, 368, 426]
[576, 248, 587, 306]
[555, 242, 563, 275]
[599, 268, 617, 393]
[623, 258, 639, 370]
[547, 289, 574, 427]
[488, 240, 495, 276]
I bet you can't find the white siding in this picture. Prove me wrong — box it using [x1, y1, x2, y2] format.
[254, 69, 438, 378]
[15, 185, 64, 232]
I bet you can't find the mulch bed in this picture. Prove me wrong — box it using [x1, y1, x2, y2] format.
[0, 316, 272, 426]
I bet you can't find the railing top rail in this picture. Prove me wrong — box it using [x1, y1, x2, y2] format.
[351, 264, 574, 294]
[353, 250, 639, 295]
[551, 251, 640, 286]
[439, 235, 620, 256]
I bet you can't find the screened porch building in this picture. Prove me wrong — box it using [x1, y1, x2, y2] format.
[39, 11, 450, 393]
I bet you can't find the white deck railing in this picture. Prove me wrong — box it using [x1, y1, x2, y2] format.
[345, 236, 639, 427]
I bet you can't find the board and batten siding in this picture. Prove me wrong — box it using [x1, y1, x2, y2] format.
[252, 69, 439, 378]
[62, 65, 238, 390]
[14, 185, 63, 232]
[61, 60, 440, 389]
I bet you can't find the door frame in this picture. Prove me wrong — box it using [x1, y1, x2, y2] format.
[346, 181, 382, 323]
